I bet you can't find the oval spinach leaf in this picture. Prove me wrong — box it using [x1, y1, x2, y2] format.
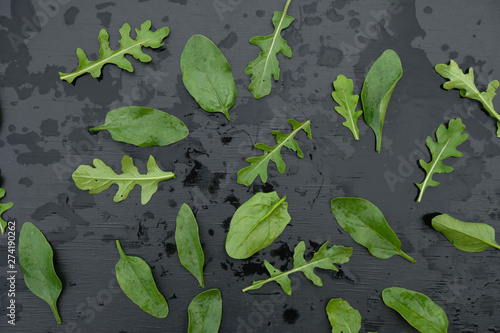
[330, 197, 415, 262]
[181, 34, 237, 121]
[115, 240, 168, 318]
[326, 298, 361, 333]
[89, 106, 189, 147]
[432, 214, 500, 252]
[382, 287, 448, 333]
[19, 222, 63, 324]
[226, 191, 290, 259]
[361, 49, 403, 152]
[188, 289, 222, 333]
[175, 204, 205, 287]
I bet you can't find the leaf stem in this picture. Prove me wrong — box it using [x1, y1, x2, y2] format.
[116, 240, 126, 259]
[50, 303, 62, 325]
[398, 250, 416, 263]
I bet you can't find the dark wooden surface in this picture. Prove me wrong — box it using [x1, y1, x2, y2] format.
[1, 0, 500, 332]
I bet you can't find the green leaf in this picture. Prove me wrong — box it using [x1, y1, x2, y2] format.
[244, 0, 294, 99]
[72, 155, 175, 205]
[416, 118, 468, 202]
[432, 214, 500, 252]
[361, 49, 403, 152]
[330, 197, 415, 262]
[89, 106, 189, 147]
[115, 240, 168, 318]
[19, 222, 62, 324]
[0, 188, 14, 234]
[188, 289, 222, 333]
[226, 192, 290, 259]
[175, 204, 205, 287]
[180, 34, 237, 121]
[435, 60, 500, 137]
[243, 241, 352, 295]
[326, 298, 361, 333]
[332, 75, 363, 140]
[382, 287, 448, 333]
[59, 20, 169, 83]
[237, 119, 312, 186]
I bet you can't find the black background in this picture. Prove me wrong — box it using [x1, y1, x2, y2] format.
[1, 0, 500, 332]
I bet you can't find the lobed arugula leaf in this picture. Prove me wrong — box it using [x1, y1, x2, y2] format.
[416, 118, 468, 202]
[432, 214, 500, 252]
[89, 106, 189, 147]
[435, 60, 500, 137]
[361, 49, 403, 152]
[175, 204, 205, 287]
[115, 240, 169, 318]
[244, 0, 294, 99]
[382, 287, 448, 333]
[19, 222, 63, 324]
[72, 155, 175, 205]
[226, 192, 290, 259]
[332, 74, 363, 140]
[181, 34, 237, 121]
[59, 20, 169, 83]
[237, 119, 312, 186]
[331, 197, 416, 262]
[0, 188, 14, 234]
[242, 241, 352, 295]
[188, 289, 222, 333]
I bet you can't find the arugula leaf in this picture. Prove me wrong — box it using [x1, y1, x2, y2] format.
[72, 155, 175, 205]
[332, 74, 363, 140]
[175, 204, 205, 287]
[361, 49, 403, 152]
[59, 20, 169, 83]
[237, 119, 312, 186]
[89, 106, 189, 147]
[382, 287, 448, 333]
[188, 289, 222, 333]
[244, 0, 294, 99]
[331, 197, 416, 262]
[435, 60, 500, 137]
[416, 118, 468, 202]
[19, 222, 63, 324]
[432, 214, 500, 252]
[326, 298, 361, 333]
[0, 188, 14, 234]
[242, 241, 352, 295]
[115, 240, 169, 318]
[181, 34, 237, 121]
[226, 191, 290, 259]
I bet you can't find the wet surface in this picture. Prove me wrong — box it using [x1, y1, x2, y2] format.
[1, 0, 500, 332]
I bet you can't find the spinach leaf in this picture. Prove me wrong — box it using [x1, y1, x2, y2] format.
[89, 106, 189, 147]
[435, 60, 500, 137]
[382, 287, 448, 333]
[181, 34, 237, 121]
[237, 119, 312, 186]
[72, 155, 175, 205]
[330, 197, 415, 262]
[175, 204, 205, 287]
[115, 240, 168, 318]
[332, 74, 363, 140]
[0, 188, 14, 234]
[226, 191, 290, 259]
[432, 214, 500, 252]
[361, 49, 403, 152]
[245, 0, 294, 99]
[416, 118, 468, 202]
[326, 298, 361, 333]
[188, 289, 222, 333]
[60, 20, 169, 83]
[243, 241, 352, 295]
[19, 222, 63, 324]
